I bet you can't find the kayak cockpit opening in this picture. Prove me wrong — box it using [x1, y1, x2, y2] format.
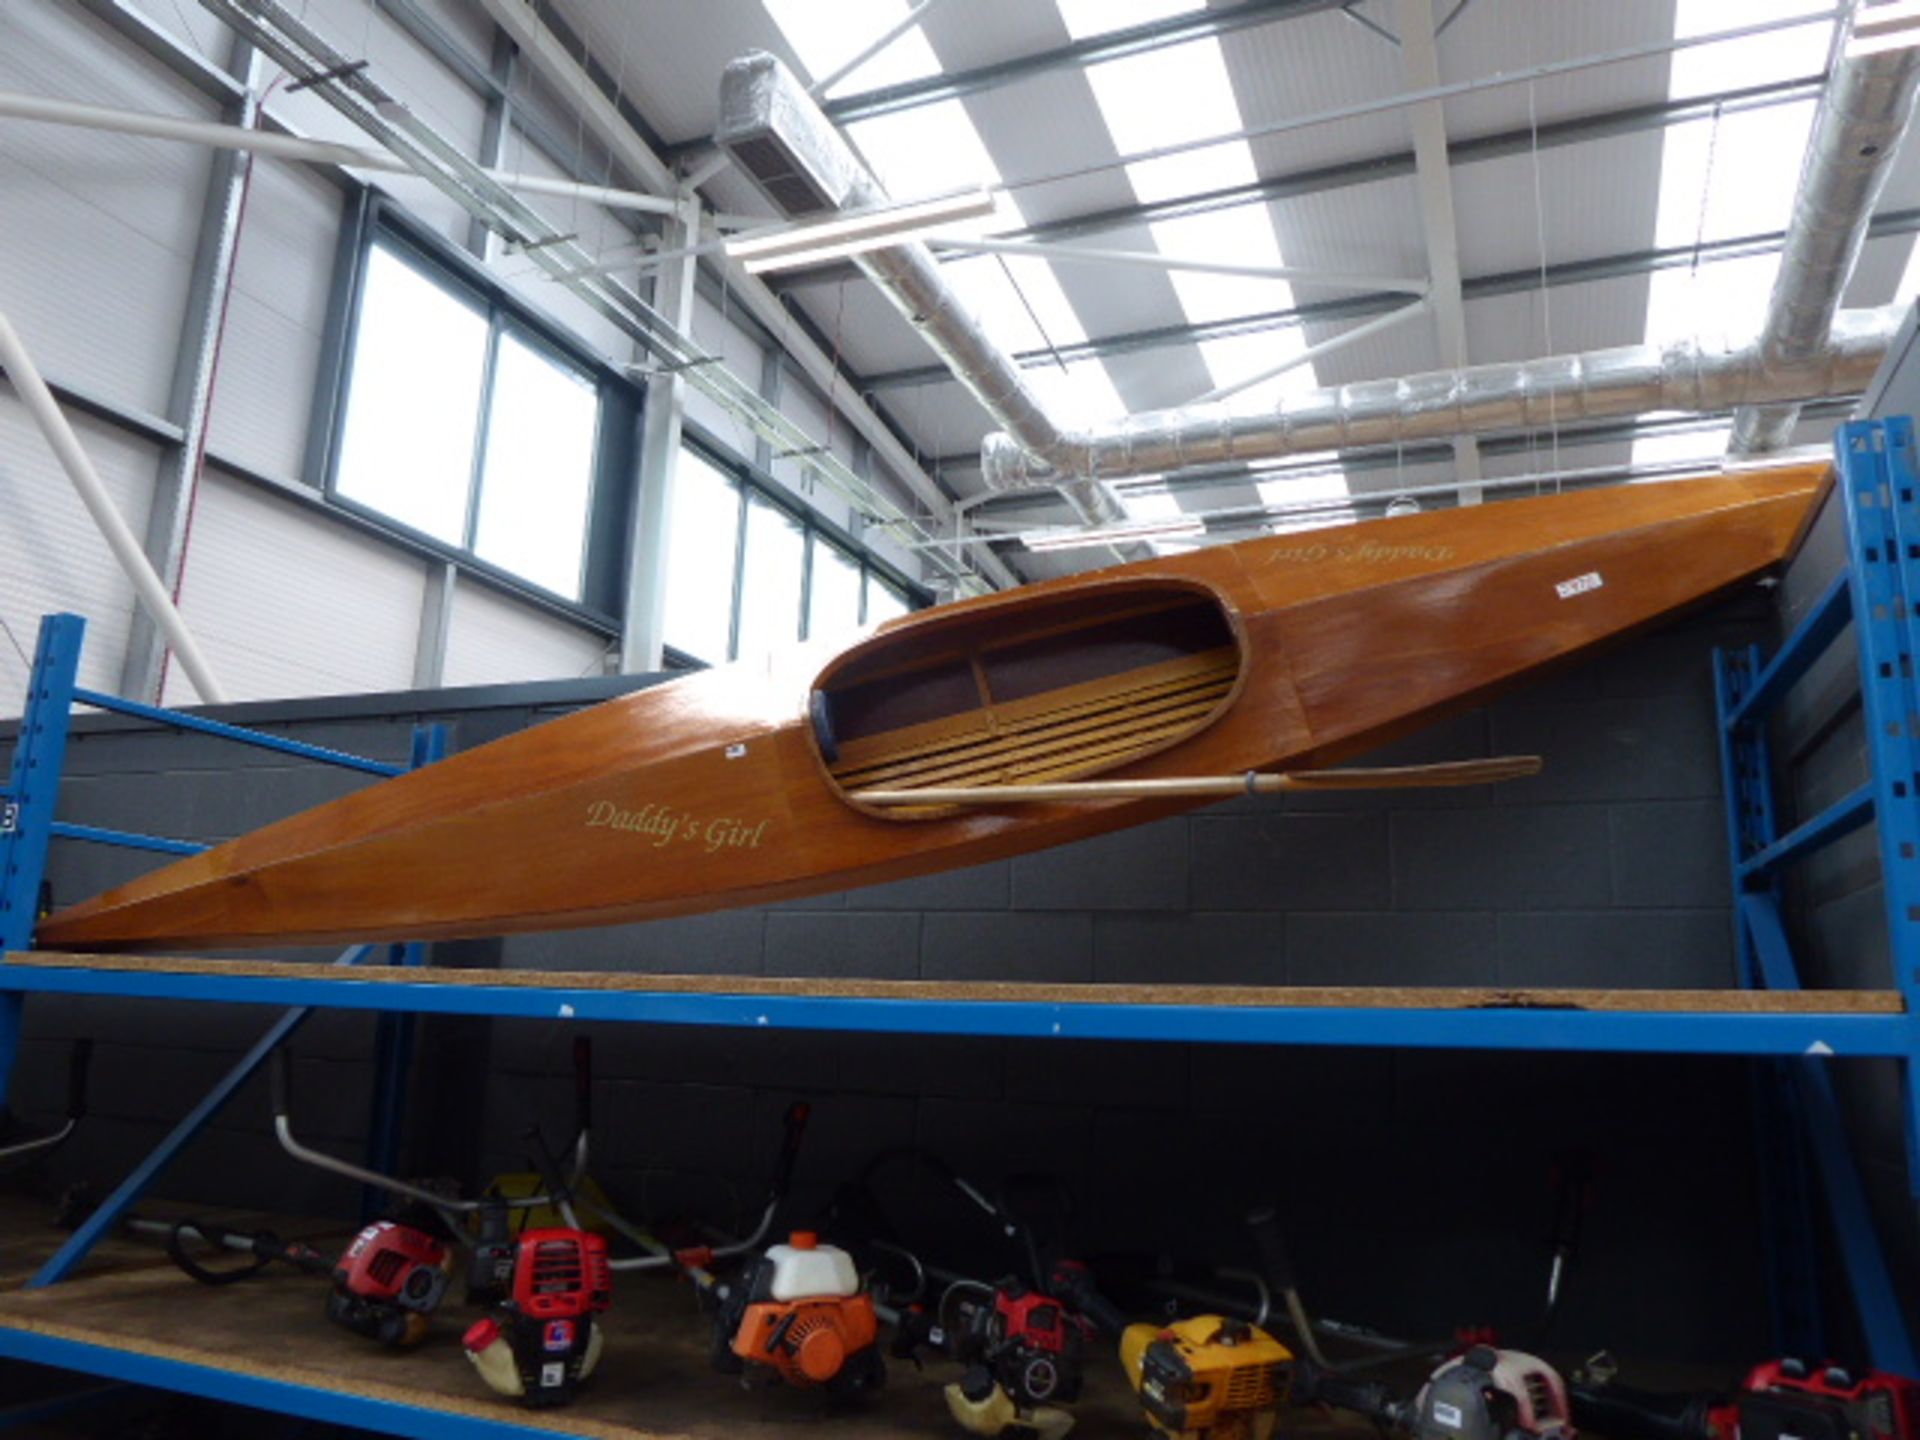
[808, 579, 1245, 819]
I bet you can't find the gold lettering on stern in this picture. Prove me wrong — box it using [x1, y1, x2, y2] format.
[583, 799, 773, 853]
[1264, 539, 1456, 567]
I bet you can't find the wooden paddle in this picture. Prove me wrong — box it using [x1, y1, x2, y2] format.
[851, 755, 1543, 806]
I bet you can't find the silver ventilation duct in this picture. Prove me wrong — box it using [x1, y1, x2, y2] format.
[1730, 6, 1920, 455]
[715, 54, 1126, 532]
[718, 49, 1897, 510]
[978, 306, 1902, 489]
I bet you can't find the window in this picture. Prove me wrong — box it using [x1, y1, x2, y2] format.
[662, 449, 743, 665]
[806, 539, 863, 643]
[736, 492, 807, 664]
[865, 575, 910, 625]
[333, 246, 487, 543]
[332, 236, 603, 601]
[660, 440, 923, 667]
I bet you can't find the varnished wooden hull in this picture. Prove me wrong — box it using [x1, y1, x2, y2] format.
[36, 465, 1828, 951]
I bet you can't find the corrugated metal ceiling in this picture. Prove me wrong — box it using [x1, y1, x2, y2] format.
[535, 0, 1917, 567]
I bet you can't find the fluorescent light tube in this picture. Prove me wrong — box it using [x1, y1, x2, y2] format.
[1847, 0, 1920, 58]
[725, 188, 998, 272]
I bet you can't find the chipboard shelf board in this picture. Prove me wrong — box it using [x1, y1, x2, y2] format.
[3, 954, 1908, 1055]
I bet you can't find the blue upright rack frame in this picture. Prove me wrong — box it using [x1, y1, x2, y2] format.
[0, 612, 442, 1287]
[1714, 415, 1920, 1376]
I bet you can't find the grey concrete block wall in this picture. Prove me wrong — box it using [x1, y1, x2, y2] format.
[0, 596, 1837, 1363]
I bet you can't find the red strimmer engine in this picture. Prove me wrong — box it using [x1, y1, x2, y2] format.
[326, 1218, 452, 1349]
[1721, 1360, 1920, 1440]
[464, 1228, 613, 1408]
[952, 1273, 1098, 1409]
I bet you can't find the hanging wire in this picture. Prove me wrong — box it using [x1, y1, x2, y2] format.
[0, 612, 32, 674]
[1688, 103, 1726, 294]
[995, 254, 1070, 376]
[1526, 77, 1560, 489]
[166, 0, 215, 64]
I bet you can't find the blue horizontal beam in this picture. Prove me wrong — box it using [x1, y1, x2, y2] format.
[1738, 783, 1876, 882]
[1726, 572, 1853, 730]
[47, 822, 206, 857]
[70, 689, 404, 777]
[0, 965, 1908, 1056]
[0, 1326, 567, 1439]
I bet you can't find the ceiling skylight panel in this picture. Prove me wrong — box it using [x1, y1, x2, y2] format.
[761, 0, 942, 95]
[1077, 38, 1253, 204]
[1630, 423, 1733, 471]
[1053, 0, 1201, 38]
[1068, 29, 1327, 421]
[1666, 0, 1835, 101]
[761, 0, 1126, 426]
[1897, 236, 1920, 299]
[1634, 0, 1836, 474]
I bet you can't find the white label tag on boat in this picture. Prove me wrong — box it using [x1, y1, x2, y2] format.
[541, 1362, 565, 1388]
[1435, 1403, 1464, 1430]
[1555, 571, 1603, 600]
[724, 742, 748, 759]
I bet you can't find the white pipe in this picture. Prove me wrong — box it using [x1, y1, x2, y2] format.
[809, 0, 953, 97]
[930, 236, 1430, 296]
[1191, 299, 1431, 406]
[0, 310, 229, 705]
[470, 170, 677, 215]
[0, 91, 680, 214]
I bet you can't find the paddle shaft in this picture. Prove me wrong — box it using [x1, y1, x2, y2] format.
[852, 757, 1542, 806]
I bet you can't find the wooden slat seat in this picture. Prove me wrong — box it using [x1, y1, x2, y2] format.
[830, 646, 1238, 794]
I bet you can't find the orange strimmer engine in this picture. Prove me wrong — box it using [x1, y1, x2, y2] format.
[713, 1231, 885, 1395]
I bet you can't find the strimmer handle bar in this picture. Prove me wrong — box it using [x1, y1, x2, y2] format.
[572, 1036, 592, 1134]
[1246, 1206, 1298, 1296]
[769, 1101, 810, 1199]
[269, 1046, 291, 1121]
[1307, 1370, 1399, 1424]
[65, 1037, 92, 1122]
[1568, 1382, 1717, 1440]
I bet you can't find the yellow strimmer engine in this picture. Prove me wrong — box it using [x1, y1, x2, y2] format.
[1122, 1316, 1294, 1440]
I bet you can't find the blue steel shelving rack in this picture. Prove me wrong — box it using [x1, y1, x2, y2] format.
[0, 425, 1909, 1434]
[1712, 416, 1920, 1377]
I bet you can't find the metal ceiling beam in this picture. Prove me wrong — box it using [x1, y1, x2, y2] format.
[647, 0, 1344, 152]
[859, 208, 1920, 391]
[1398, 0, 1481, 500]
[767, 73, 1825, 291]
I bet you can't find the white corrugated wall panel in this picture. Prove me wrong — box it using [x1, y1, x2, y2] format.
[123, 0, 236, 65]
[682, 290, 766, 461]
[163, 469, 423, 704]
[0, 394, 157, 715]
[0, 2, 214, 416]
[485, 127, 636, 363]
[772, 379, 856, 533]
[269, 0, 490, 250]
[204, 158, 344, 481]
[441, 582, 607, 688]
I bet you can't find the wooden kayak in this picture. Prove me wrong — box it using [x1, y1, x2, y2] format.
[36, 463, 1828, 951]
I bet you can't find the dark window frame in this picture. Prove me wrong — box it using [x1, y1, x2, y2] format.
[662, 425, 930, 670]
[309, 189, 640, 629]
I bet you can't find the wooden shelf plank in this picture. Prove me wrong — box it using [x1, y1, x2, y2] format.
[6, 953, 1904, 1014]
